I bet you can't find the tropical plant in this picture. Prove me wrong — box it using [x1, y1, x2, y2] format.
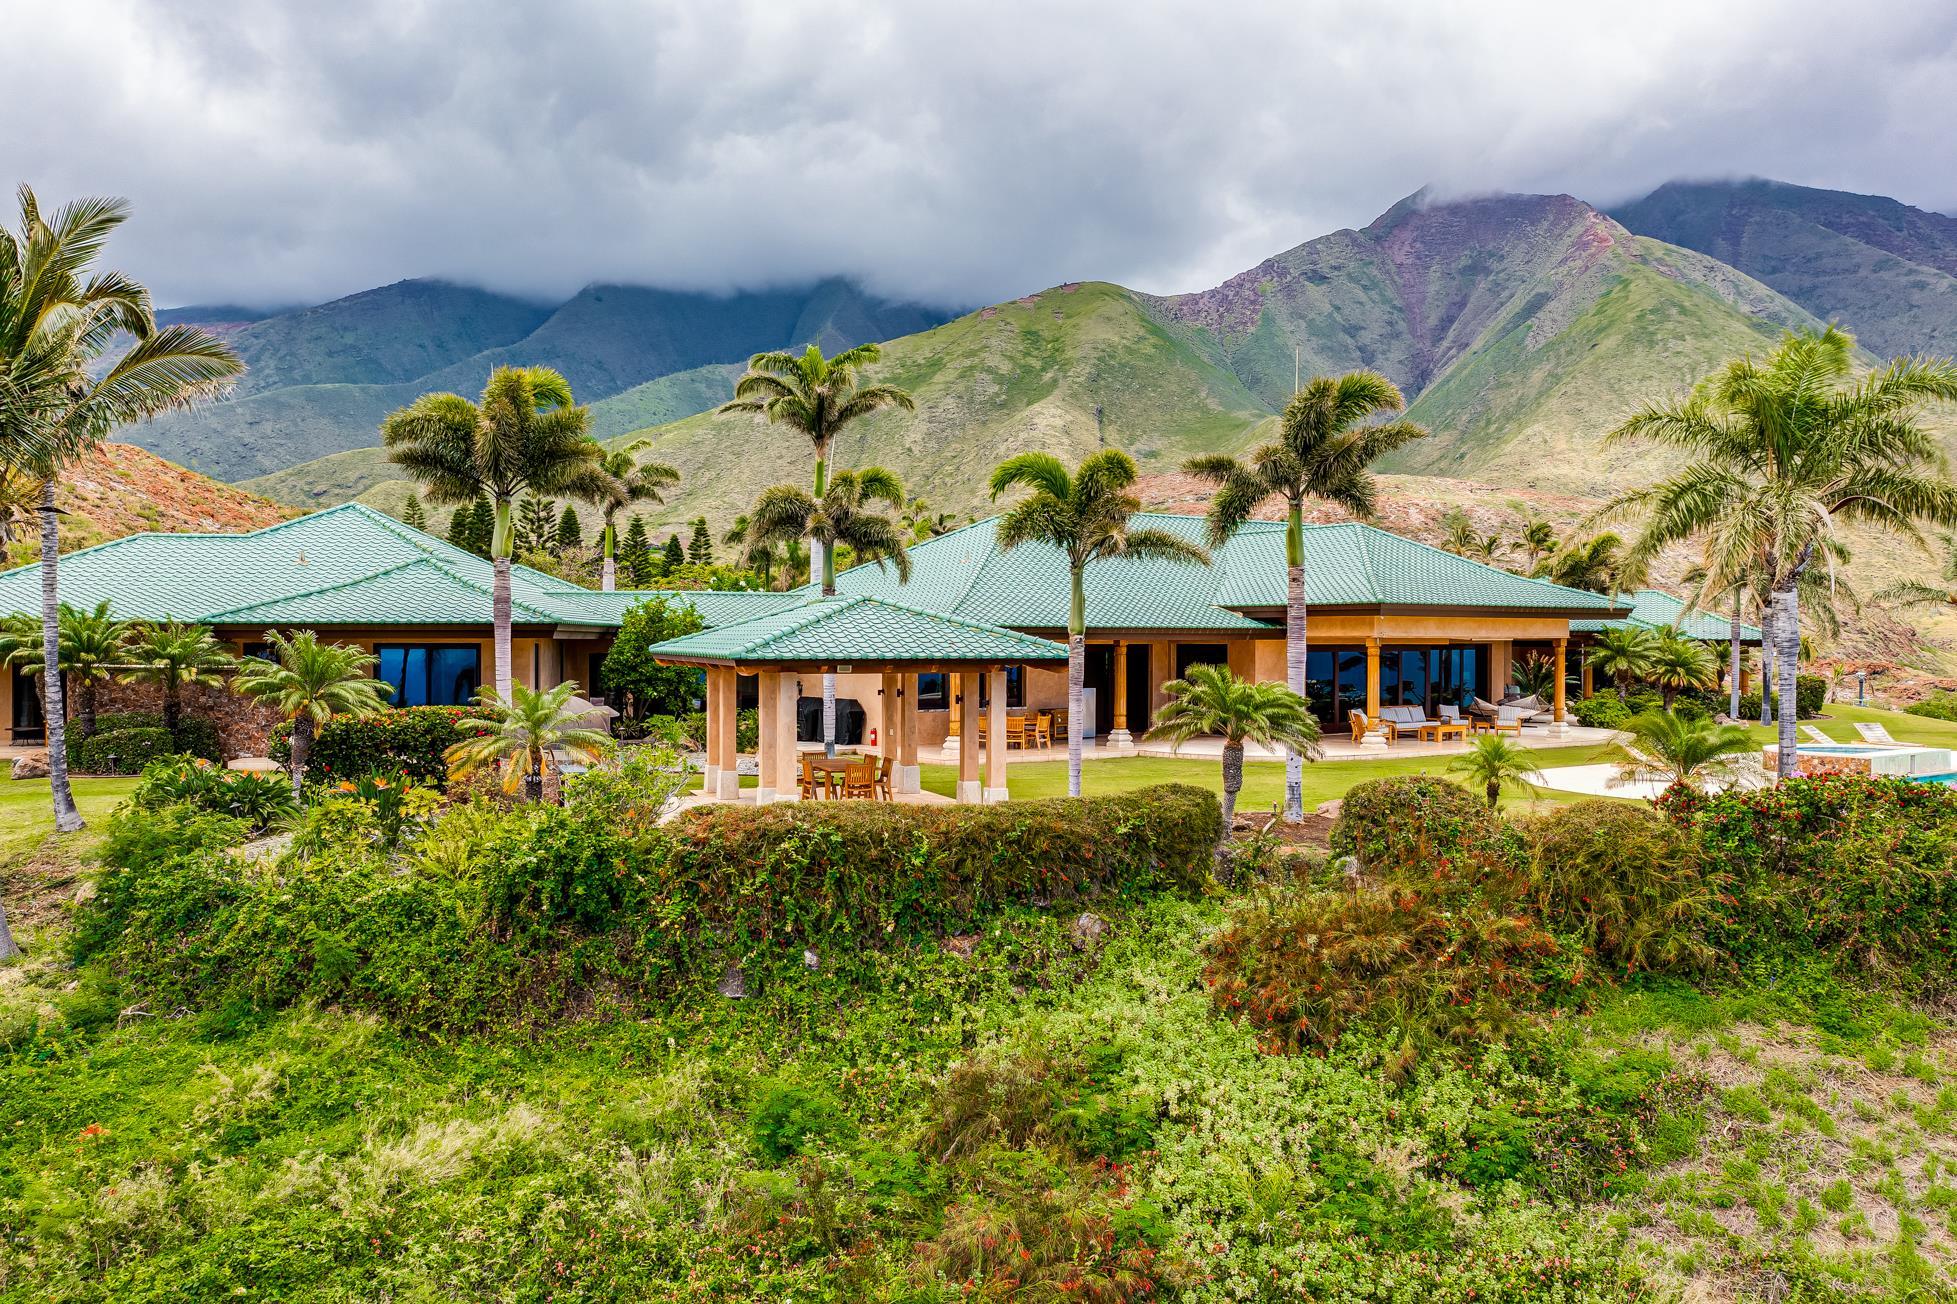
[0, 600, 129, 738]
[401, 494, 427, 531]
[233, 630, 393, 801]
[1615, 710, 1756, 791]
[587, 442, 679, 591]
[1518, 516, 1558, 570]
[0, 186, 242, 837]
[993, 449, 1211, 797]
[382, 366, 611, 697]
[1440, 507, 1504, 563]
[445, 680, 611, 803]
[1645, 629, 1718, 710]
[121, 622, 235, 735]
[1146, 663, 1320, 859]
[742, 467, 913, 754]
[1450, 734, 1544, 809]
[1587, 626, 1656, 703]
[1183, 372, 1425, 820]
[1542, 532, 1643, 595]
[901, 496, 961, 540]
[1511, 653, 1557, 700]
[1606, 325, 1957, 779]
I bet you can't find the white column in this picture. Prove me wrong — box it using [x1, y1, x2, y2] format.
[956, 670, 982, 803]
[984, 669, 1009, 804]
[897, 672, 921, 795]
[772, 672, 802, 801]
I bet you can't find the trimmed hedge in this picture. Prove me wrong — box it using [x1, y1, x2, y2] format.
[1737, 674, 1826, 721]
[1329, 775, 1501, 874]
[66, 710, 221, 773]
[270, 706, 472, 784]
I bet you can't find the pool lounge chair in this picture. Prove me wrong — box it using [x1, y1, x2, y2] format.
[1799, 724, 1834, 745]
[1854, 721, 1906, 746]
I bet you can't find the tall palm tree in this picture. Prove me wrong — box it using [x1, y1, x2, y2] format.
[0, 601, 129, 739]
[446, 680, 611, 804]
[718, 342, 915, 583]
[742, 467, 913, 754]
[1518, 517, 1559, 572]
[123, 622, 235, 735]
[1606, 326, 1957, 779]
[383, 366, 611, 696]
[1184, 372, 1425, 821]
[1543, 532, 1644, 596]
[1617, 710, 1756, 792]
[1645, 629, 1718, 710]
[1588, 626, 1656, 703]
[0, 187, 242, 833]
[1450, 734, 1544, 809]
[588, 441, 679, 591]
[992, 449, 1211, 797]
[233, 630, 392, 801]
[1147, 663, 1320, 858]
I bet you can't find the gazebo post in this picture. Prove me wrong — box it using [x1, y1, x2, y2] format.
[984, 667, 1008, 803]
[957, 670, 981, 802]
[714, 668, 740, 800]
[702, 666, 722, 796]
[755, 669, 780, 804]
[1553, 637, 1568, 734]
[878, 671, 901, 764]
[772, 672, 801, 801]
[898, 672, 921, 795]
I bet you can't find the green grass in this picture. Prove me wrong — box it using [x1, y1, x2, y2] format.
[1745, 701, 1957, 749]
[921, 738, 1626, 809]
[0, 777, 138, 875]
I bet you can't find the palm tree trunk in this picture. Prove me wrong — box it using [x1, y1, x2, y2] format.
[1067, 568, 1085, 798]
[523, 763, 543, 804]
[162, 683, 181, 735]
[600, 520, 617, 592]
[0, 901, 19, 961]
[78, 678, 96, 740]
[1487, 778, 1500, 809]
[1727, 599, 1742, 720]
[1219, 742, 1243, 860]
[289, 714, 313, 804]
[1616, 673, 1628, 704]
[1774, 586, 1800, 781]
[492, 496, 514, 699]
[38, 481, 82, 834]
[1758, 605, 1775, 728]
[1283, 503, 1307, 823]
[819, 544, 839, 757]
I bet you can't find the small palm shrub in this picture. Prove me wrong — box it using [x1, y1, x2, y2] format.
[1522, 803, 1723, 976]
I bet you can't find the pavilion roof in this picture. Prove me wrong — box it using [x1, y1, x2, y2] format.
[651, 594, 1068, 667]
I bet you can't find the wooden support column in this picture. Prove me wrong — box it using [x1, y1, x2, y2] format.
[985, 669, 1008, 803]
[1109, 640, 1133, 749]
[943, 673, 963, 758]
[714, 669, 740, 799]
[1581, 657, 1594, 699]
[773, 672, 802, 800]
[755, 670, 780, 803]
[1553, 637, 1568, 728]
[957, 671, 981, 802]
[878, 672, 901, 761]
[702, 667, 723, 795]
[1359, 637, 1387, 751]
[897, 672, 921, 794]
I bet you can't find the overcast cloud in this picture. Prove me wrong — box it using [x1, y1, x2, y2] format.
[7, 0, 1956, 310]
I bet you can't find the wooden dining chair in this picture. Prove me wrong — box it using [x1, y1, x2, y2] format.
[798, 755, 827, 800]
[841, 758, 876, 800]
[875, 755, 893, 801]
[1006, 716, 1028, 750]
[1034, 711, 1053, 749]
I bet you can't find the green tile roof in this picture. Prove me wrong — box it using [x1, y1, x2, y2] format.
[1570, 589, 1764, 642]
[824, 513, 1622, 627]
[651, 594, 1068, 665]
[0, 503, 805, 631]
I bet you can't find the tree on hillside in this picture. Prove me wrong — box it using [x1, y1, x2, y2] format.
[1605, 325, 1957, 779]
[401, 494, 427, 531]
[1148, 663, 1320, 861]
[233, 630, 392, 801]
[1588, 626, 1656, 703]
[515, 493, 556, 555]
[0, 600, 129, 739]
[1518, 516, 1558, 571]
[993, 449, 1210, 797]
[554, 504, 583, 551]
[1543, 532, 1642, 595]
[687, 517, 713, 565]
[1184, 372, 1424, 821]
[585, 443, 679, 591]
[742, 468, 913, 754]
[123, 622, 235, 735]
[621, 516, 653, 586]
[382, 366, 612, 697]
[0, 186, 242, 836]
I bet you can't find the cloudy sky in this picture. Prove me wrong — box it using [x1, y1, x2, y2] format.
[9, 0, 1957, 311]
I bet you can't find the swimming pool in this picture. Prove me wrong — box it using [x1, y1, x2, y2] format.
[1764, 742, 1957, 778]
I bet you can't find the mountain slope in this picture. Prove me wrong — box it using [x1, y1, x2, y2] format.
[132, 279, 952, 482]
[1614, 179, 1957, 357]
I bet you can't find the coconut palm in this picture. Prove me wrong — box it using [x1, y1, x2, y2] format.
[0, 600, 130, 738]
[1543, 532, 1644, 596]
[588, 441, 679, 591]
[1518, 516, 1559, 571]
[1451, 734, 1544, 809]
[1147, 663, 1320, 858]
[233, 630, 393, 801]
[901, 497, 961, 540]
[719, 342, 915, 578]
[741, 467, 913, 755]
[1588, 626, 1656, 703]
[1607, 326, 1957, 779]
[1646, 629, 1719, 710]
[993, 449, 1211, 797]
[1184, 372, 1425, 820]
[1617, 710, 1757, 792]
[445, 680, 611, 803]
[383, 367, 611, 696]
[122, 622, 235, 735]
[0, 187, 242, 834]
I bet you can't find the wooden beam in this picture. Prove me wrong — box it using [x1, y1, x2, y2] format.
[755, 670, 780, 804]
[957, 670, 981, 802]
[985, 669, 1008, 803]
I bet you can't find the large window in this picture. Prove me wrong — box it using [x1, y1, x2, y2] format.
[376, 644, 480, 707]
[1301, 644, 1486, 724]
[917, 673, 949, 710]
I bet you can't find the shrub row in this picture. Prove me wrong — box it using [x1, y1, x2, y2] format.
[65, 711, 221, 774]
[269, 705, 471, 784]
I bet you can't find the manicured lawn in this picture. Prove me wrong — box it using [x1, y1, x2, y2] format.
[921, 738, 1627, 810]
[0, 776, 138, 876]
[1741, 700, 1957, 748]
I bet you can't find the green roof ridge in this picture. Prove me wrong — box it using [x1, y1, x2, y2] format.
[202, 558, 431, 620]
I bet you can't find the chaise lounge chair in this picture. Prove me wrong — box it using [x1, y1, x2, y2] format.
[1799, 724, 1835, 745]
[1854, 721, 1906, 747]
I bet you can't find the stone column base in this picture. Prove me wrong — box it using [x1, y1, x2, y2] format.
[956, 779, 983, 803]
[716, 771, 741, 800]
[940, 736, 961, 757]
[1105, 728, 1135, 751]
[755, 786, 777, 804]
[703, 764, 720, 794]
[895, 763, 921, 795]
[1550, 719, 1570, 736]
[983, 786, 1010, 804]
[1359, 730, 1390, 753]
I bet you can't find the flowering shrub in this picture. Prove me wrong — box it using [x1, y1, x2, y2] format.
[130, 756, 296, 835]
[269, 706, 472, 785]
[1522, 802, 1723, 976]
